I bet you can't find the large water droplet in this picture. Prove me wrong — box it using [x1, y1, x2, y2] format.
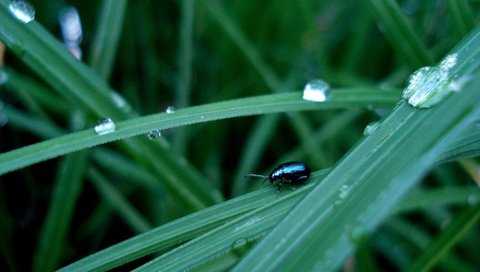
[9, 0, 35, 24]
[166, 106, 176, 114]
[147, 130, 162, 140]
[59, 6, 82, 46]
[59, 6, 82, 59]
[94, 118, 115, 135]
[303, 79, 331, 102]
[402, 54, 458, 109]
[363, 121, 381, 136]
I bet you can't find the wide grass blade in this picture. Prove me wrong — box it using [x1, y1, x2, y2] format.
[232, 27, 480, 271]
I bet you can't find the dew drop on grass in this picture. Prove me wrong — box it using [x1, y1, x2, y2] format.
[303, 79, 330, 102]
[166, 106, 176, 114]
[147, 130, 162, 140]
[94, 118, 115, 135]
[59, 6, 82, 59]
[9, 0, 35, 23]
[59, 6, 82, 46]
[363, 121, 381, 136]
[339, 185, 351, 199]
[402, 54, 458, 108]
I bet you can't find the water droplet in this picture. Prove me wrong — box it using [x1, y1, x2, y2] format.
[232, 238, 247, 249]
[302, 79, 331, 102]
[402, 54, 460, 109]
[363, 121, 381, 136]
[339, 185, 351, 199]
[94, 118, 115, 135]
[402, 66, 450, 108]
[234, 217, 260, 231]
[166, 106, 176, 114]
[147, 130, 162, 140]
[59, 6, 82, 47]
[9, 0, 35, 24]
[232, 238, 252, 256]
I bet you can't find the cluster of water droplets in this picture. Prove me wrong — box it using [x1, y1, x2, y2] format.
[94, 118, 115, 135]
[8, 0, 35, 24]
[402, 54, 459, 108]
[302, 79, 331, 102]
[146, 106, 176, 140]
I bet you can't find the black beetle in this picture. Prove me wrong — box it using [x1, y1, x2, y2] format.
[245, 161, 311, 195]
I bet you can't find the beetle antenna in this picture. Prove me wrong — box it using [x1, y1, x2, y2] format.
[244, 173, 269, 179]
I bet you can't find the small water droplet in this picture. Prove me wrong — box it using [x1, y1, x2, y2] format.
[234, 217, 260, 231]
[303, 79, 331, 102]
[363, 121, 381, 136]
[9, 0, 35, 24]
[94, 118, 115, 135]
[232, 238, 252, 256]
[339, 185, 351, 199]
[232, 238, 247, 249]
[147, 130, 162, 140]
[166, 106, 176, 114]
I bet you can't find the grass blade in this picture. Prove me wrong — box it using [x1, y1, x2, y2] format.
[406, 205, 480, 272]
[232, 31, 480, 270]
[32, 151, 88, 272]
[0, 89, 399, 175]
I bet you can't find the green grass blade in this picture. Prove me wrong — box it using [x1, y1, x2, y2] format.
[173, 0, 195, 155]
[0, 1, 125, 119]
[445, 0, 475, 38]
[406, 205, 480, 272]
[392, 186, 480, 214]
[231, 35, 480, 270]
[58, 171, 474, 271]
[231, 115, 280, 196]
[88, 0, 127, 79]
[0, 89, 399, 175]
[57, 185, 283, 272]
[32, 151, 88, 272]
[368, 0, 433, 68]
[88, 168, 153, 233]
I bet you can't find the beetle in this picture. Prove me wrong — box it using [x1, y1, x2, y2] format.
[245, 161, 311, 195]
